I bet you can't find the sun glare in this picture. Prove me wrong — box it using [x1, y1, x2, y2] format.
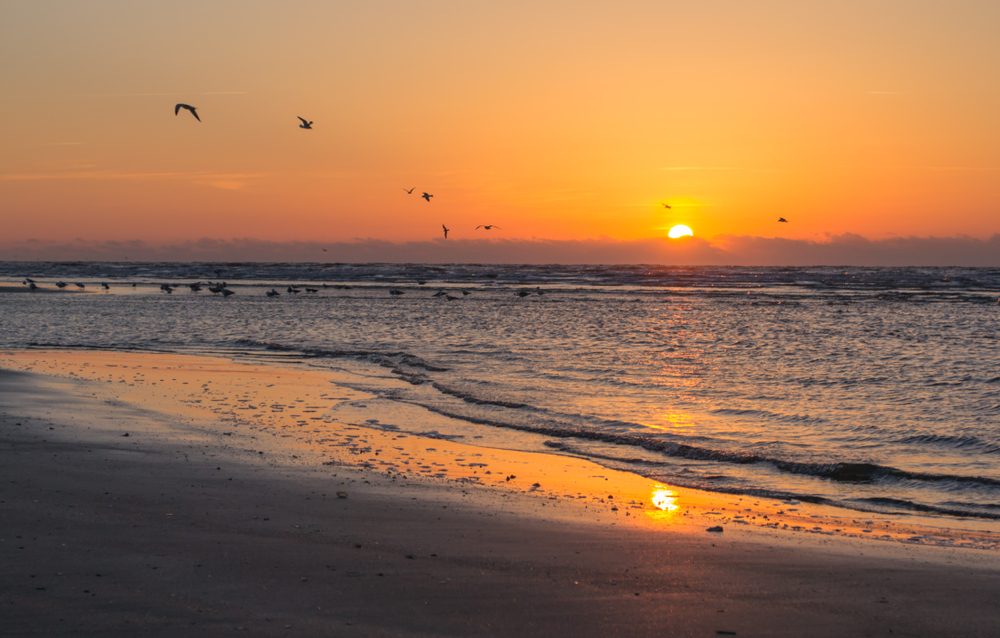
[651, 488, 680, 513]
[667, 224, 694, 239]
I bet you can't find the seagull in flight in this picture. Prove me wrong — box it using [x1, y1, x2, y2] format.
[777, 217, 788, 223]
[661, 203, 672, 209]
[403, 187, 416, 194]
[475, 224, 501, 231]
[175, 103, 200, 122]
[422, 192, 433, 202]
[297, 116, 313, 130]
[442, 224, 450, 239]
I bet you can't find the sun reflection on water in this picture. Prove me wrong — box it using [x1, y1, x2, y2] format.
[649, 486, 680, 520]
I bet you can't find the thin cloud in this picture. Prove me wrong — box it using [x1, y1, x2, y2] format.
[74, 91, 249, 98]
[0, 170, 264, 184]
[1, 235, 996, 266]
[661, 166, 746, 171]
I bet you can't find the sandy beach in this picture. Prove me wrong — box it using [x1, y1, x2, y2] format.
[2, 349, 998, 637]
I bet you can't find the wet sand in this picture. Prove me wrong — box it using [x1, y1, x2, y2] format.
[1, 351, 998, 636]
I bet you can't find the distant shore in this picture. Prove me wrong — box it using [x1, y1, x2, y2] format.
[1, 350, 998, 636]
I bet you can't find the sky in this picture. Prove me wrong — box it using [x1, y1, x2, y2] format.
[1, 0, 998, 264]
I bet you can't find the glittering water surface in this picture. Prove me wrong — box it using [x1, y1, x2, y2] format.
[2, 263, 998, 521]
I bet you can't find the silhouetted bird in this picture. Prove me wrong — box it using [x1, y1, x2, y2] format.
[662, 203, 672, 209]
[101, 282, 110, 290]
[266, 289, 280, 297]
[28, 282, 38, 291]
[389, 289, 404, 296]
[476, 225, 501, 230]
[56, 281, 67, 288]
[297, 116, 313, 130]
[442, 224, 450, 239]
[175, 103, 200, 122]
[221, 288, 235, 297]
[421, 192, 433, 202]
[75, 283, 85, 289]
[778, 217, 788, 223]
[189, 282, 203, 292]
[403, 187, 416, 194]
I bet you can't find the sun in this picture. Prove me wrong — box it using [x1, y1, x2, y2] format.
[667, 224, 694, 239]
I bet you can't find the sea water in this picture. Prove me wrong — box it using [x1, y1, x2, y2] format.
[1, 263, 997, 522]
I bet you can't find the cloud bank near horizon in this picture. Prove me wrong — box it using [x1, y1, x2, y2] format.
[1, 234, 998, 266]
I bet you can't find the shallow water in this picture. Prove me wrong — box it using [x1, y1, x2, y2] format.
[2, 263, 998, 522]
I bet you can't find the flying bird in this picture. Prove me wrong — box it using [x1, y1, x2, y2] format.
[422, 192, 433, 202]
[442, 224, 450, 239]
[403, 187, 416, 194]
[476, 224, 501, 230]
[662, 203, 672, 209]
[297, 116, 313, 130]
[777, 217, 788, 223]
[174, 103, 200, 122]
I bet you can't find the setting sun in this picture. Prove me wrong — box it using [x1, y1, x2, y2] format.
[667, 225, 694, 239]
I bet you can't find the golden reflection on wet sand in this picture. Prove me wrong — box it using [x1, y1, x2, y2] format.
[648, 486, 681, 521]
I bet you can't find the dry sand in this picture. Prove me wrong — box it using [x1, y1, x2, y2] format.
[1, 350, 998, 637]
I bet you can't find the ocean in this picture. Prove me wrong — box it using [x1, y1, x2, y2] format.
[2, 262, 998, 523]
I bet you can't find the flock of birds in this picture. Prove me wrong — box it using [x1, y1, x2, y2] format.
[175, 103, 506, 241]
[17, 275, 551, 300]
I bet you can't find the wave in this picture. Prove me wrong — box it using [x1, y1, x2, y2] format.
[4, 262, 999, 295]
[230, 338, 448, 375]
[850, 497, 1000, 520]
[897, 433, 1000, 455]
[710, 407, 830, 425]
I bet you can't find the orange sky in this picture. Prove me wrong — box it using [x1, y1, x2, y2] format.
[2, 0, 999, 249]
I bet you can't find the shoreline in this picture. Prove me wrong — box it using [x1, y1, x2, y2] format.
[2, 349, 999, 635]
[2, 347, 997, 553]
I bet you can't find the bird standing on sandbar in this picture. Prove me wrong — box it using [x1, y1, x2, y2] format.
[442, 224, 450, 239]
[297, 116, 313, 130]
[422, 192, 433, 202]
[175, 103, 200, 122]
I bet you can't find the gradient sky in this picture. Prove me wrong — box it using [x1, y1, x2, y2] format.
[2, 0, 999, 256]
